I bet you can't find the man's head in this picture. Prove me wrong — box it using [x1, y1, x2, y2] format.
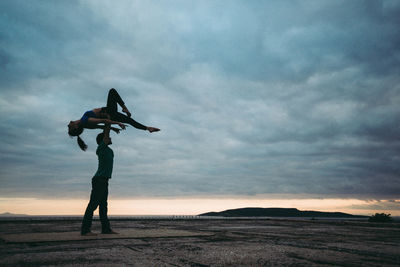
[96, 133, 112, 145]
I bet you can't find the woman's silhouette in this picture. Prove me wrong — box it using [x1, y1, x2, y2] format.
[68, 88, 160, 150]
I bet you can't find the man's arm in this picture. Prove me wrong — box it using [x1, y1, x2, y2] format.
[103, 123, 112, 145]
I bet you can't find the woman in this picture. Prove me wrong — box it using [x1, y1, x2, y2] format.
[68, 88, 160, 150]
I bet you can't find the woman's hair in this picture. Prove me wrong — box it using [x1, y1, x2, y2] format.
[68, 125, 87, 151]
[77, 136, 88, 151]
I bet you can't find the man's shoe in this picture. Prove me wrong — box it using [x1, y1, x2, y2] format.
[81, 232, 97, 236]
[102, 230, 119, 234]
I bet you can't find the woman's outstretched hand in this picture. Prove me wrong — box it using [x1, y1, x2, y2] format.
[147, 127, 160, 133]
[111, 127, 120, 134]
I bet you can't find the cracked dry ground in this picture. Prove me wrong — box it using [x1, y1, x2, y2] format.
[0, 218, 399, 266]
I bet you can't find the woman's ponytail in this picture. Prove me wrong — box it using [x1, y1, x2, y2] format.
[68, 122, 86, 151]
[77, 135, 88, 151]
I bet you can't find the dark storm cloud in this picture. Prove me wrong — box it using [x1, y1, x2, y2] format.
[0, 0, 399, 199]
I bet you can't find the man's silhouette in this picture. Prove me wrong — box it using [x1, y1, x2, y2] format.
[81, 123, 117, 235]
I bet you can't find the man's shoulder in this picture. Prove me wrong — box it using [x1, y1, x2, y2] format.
[97, 141, 112, 154]
[96, 141, 108, 152]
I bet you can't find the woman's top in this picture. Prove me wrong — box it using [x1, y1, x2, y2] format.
[80, 110, 97, 125]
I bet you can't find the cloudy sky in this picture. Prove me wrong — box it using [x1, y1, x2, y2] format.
[1, 0, 400, 215]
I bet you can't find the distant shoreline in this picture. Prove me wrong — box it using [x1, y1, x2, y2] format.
[199, 207, 369, 218]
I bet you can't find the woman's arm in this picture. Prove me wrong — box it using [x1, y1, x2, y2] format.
[87, 118, 126, 129]
[85, 124, 121, 134]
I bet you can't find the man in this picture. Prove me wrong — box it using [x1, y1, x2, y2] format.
[81, 123, 117, 235]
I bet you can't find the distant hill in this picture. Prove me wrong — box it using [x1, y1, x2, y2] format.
[199, 207, 367, 218]
[0, 212, 29, 217]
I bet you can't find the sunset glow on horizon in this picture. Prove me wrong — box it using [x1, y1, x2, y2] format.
[1, 197, 399, 216]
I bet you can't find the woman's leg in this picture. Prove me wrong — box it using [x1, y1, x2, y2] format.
[106, 88, 147, 130]
[106, 88, 125, 116]
[111, 112, 147, 130]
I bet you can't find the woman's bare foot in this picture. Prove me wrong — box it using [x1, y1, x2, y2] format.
[122, 106, 131, 117]
[147, 127, 160, 133]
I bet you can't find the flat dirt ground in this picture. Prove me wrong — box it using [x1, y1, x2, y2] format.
[0, 218, 399, 266]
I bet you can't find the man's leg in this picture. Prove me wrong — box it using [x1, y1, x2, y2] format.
[81, 177, 105, 235]
[99, 178, 111, 233]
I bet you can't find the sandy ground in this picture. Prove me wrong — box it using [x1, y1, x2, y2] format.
[0, 217, 399, 266]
